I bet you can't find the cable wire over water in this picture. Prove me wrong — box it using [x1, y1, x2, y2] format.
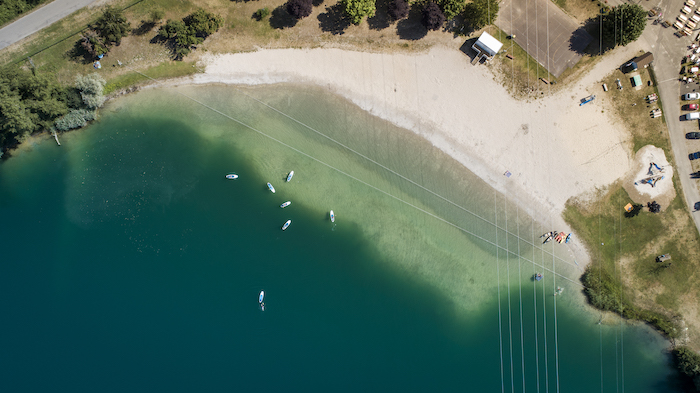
[119, 65, 583, 287]
[117, 63, 599, 392]
[230, 87, 583, 275]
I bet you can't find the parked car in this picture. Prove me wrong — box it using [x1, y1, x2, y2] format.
[621, 62, 636, 74]
[685, 113, 700, 120]
[685, 103, 699, 110]
[684, 92, 700, 100]
[687, 132, 700, 139]
[690, 151, 700, 160]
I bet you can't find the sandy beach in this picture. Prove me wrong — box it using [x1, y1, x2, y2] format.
[187, 44, 649, 267]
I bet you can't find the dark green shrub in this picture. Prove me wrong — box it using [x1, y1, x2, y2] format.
[93, 6, 131, 45]
[253, 7, 270, 21]
[158, 9, 222, 60]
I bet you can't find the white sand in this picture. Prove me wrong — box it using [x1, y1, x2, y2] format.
[624, 145, 676, 208]
[187, 45, 641, 267]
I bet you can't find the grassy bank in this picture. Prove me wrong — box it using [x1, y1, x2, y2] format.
[565, 183, 689, 338]
[487, 27, 560, 99]
[565, 66, 700, 347]
[104, 60, 198, 94]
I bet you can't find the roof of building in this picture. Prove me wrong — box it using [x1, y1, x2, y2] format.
[474, 32, 503, 57]
[632, 75, 642, 86]
[632, 52, 654, 67]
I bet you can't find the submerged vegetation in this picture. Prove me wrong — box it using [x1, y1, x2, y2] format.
[674, 346, 700, 389]
[581, 265, 678, 338]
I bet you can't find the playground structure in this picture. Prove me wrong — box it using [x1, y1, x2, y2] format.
[635, 162, 665, 188]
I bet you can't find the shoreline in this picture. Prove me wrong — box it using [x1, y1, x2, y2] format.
[140, 44, 649, 277]
[184, 45, 637, 270]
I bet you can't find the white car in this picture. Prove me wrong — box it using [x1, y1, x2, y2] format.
[683, 92, 700, 100]
[685, 112, 700, 120]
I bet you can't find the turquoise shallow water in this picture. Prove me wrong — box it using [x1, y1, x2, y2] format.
[0, 84, 687, 392]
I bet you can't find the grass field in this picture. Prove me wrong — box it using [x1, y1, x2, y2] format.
[565, 65, 700, 347]
[489, 27, 556, 98]
[600, 65, 671, 154]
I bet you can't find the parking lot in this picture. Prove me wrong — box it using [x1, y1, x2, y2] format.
[495, 0, 593, 77]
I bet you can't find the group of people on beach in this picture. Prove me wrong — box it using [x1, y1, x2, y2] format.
[540, 231, 570, 244]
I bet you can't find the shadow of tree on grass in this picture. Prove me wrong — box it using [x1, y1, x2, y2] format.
[67, 39, 96, 65]
[317, 3, 351, 35]
[624, 203, 644, 218]
[270, 5, 298, 29]
[396, 3, 427, 40]
[133, 21, 157, 36]
[368, 0, 391, 30]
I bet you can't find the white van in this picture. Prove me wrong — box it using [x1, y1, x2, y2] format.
[686, 112, 700, 120]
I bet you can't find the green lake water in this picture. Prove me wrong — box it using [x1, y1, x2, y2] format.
[0, 84, 686, 392]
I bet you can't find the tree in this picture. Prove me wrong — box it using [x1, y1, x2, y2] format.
[287, 0, 313, 20]
[601, 3, 646, 47]
[463, 0, 499, 30]
[387, 0, 409, 21]
[80, 30, 109, 58]
[253, 7, 271, 21]
[158, 9, 223, 60]
[422, 2, 445, 31]
[175, 26, 203, 55]
[159, 19, 186, 39]
[149, 9, 165, 24]
[183, 8, 223, 37]
[438, 0, 465, 20]
[75, 73, 106, 109]
[0, 66, 86, 149]
[0, 94, 37, 140]
[93, 6, 131, 45]
[340, 0, 376, 25]
[54, 109, 97, 131]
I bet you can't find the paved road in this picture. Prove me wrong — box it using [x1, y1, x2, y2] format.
[0, 0, 104, 51]
[640, 0, 700, 234]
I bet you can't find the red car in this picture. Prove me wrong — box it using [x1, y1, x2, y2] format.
[685, 103, 699, 111]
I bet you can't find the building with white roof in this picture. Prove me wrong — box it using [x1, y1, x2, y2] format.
[471, 32, 503, 63]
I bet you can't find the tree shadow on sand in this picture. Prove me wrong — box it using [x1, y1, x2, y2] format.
[367, 0, 391, 30]
[317, 3, 351, 35]
[396, 3, 427, 40]
[270, 5, 298, 29]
